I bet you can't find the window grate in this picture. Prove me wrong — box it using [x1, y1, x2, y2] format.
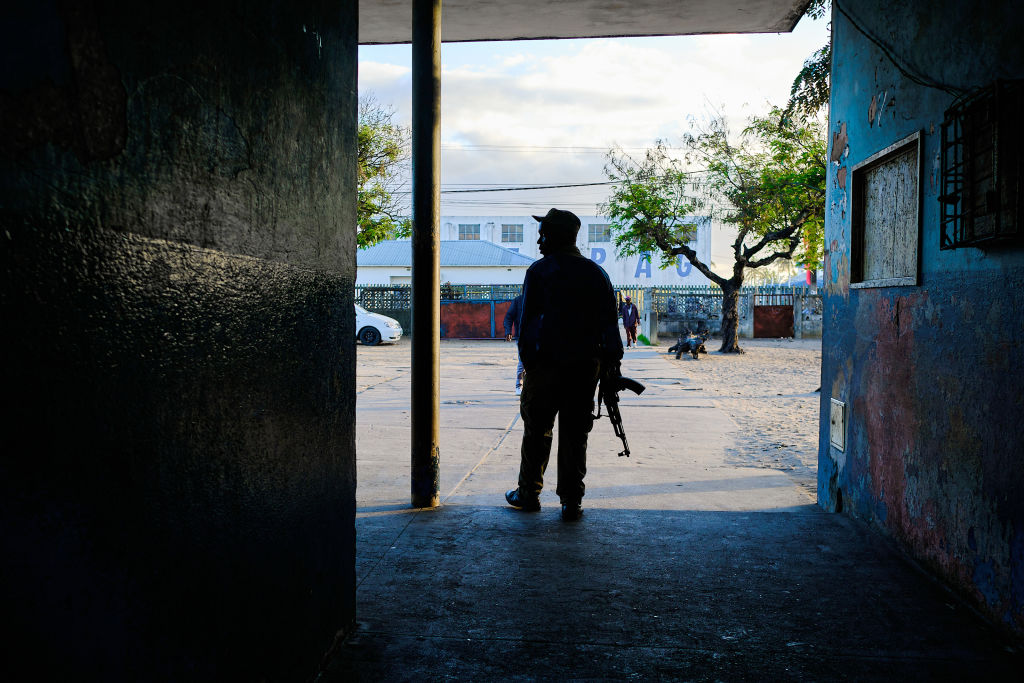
[940, 80, 1023, 249]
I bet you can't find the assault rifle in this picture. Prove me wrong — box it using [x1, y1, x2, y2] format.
[593, 369, 646, 457]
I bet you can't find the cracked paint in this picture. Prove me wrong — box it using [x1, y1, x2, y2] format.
[824, 239, 850, 297]
[830, 121, 848, 163]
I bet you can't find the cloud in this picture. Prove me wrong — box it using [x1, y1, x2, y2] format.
[358, 16, 829, 235]
[500, 54, 528, 68]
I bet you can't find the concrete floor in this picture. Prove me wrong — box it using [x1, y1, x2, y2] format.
[322, 341, 1020, 681]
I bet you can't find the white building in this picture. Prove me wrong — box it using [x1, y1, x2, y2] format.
[439, 215, 711, 286]
[356, 215, 713, 287]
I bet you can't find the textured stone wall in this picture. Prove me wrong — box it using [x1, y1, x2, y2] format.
[820, 0, 1024, 638]
[0, 1, 358, 679]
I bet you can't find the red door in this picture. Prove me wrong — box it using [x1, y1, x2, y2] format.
[753, 305, 794, 338]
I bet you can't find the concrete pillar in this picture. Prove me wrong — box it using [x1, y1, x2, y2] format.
[794, 290, 804, 339]
[0, 1, 359, 677]
[739, 292, 755, 338]
[410, 0, 442, 508]
[641, 287, 658, 344]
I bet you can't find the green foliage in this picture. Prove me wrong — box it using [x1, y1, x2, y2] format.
[742, 110, 827, 272]
[803, 0, 829, 21]
[357, 97, 411, 249]
[601, 107, 826, 352]
[600, 142, 697, 270]
[602, 108, 826, 285]
[637, 333, 651, 346]
[786, 1, 831, 119]
[787, 43, 831, 119]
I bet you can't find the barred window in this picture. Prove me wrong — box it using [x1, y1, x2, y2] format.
[940, 80, 1023, 249]
[588, 223, 611, 242]
[501, 223, 523, 243]
[458, 223, 480, 240]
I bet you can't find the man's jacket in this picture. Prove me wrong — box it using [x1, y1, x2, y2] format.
[620, 302, 639, 327]
[503, 294, 524, 339]
[517, 245, 623, 371]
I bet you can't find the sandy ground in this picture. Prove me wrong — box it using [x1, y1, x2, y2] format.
[357, 335, 823, 499]
[661, 336, 822, 497]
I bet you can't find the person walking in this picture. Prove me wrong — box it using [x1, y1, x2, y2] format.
[620, 295, 639, 348]
[505, 208, 623, 521]
[503, 292, 525, 395]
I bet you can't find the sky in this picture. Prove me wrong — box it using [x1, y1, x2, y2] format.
[358, 13, 829, 270]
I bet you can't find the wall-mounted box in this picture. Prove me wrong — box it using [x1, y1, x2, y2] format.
[830, 398, 846, 451]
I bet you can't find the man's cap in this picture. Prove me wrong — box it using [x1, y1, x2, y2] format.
[624, 296, 631, 301]
[532, 208, 581, 235]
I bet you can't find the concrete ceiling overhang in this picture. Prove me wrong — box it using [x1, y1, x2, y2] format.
[359, 0, 812, 44]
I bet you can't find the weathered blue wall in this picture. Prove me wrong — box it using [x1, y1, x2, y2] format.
[0, 1, 358, 679]
[820, 0, 1024, 636]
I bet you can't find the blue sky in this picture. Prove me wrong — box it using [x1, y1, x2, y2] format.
[359, 13, 830, 268]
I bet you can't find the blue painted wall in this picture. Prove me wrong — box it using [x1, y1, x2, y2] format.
[820, 0, 1024, 636]
[0, 1, 358, 678]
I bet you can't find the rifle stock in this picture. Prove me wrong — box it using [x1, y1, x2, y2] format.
[615, 376, 645, 396]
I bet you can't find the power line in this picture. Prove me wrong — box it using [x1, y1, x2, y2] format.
[387, 182, 612, 195]
[442, 181, 613, 193]
[440, 144, 686, 154]
[389, 173, 713, 195]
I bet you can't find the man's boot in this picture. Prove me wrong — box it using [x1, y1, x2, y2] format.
[505, 489, 540, 512]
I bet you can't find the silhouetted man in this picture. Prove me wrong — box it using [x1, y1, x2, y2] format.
[505, 208, 623, 521]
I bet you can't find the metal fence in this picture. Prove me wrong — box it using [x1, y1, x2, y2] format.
[654, 286, 726, 320]
[357, 284, 525, 309]
[355, 283, 822, 338]
[357, 285, 411, 310]
[357, 283, 820, 313]
[441, 283, 521, 301]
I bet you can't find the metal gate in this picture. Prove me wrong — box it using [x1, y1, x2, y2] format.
[439, 299, 514, 339]
[753, 306, 794, 337]
[752, 291, 794, 338]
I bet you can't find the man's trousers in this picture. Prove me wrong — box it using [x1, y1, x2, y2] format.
[517, 359, 601, 503]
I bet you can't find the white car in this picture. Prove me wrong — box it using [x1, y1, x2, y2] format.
[356, 304, 402, 345]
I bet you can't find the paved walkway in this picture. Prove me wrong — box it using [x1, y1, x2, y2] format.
[323, 341, 1020, 681]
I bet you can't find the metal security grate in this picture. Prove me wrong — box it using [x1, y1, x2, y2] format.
[357, 285, 411, 309]
[940, 80, 1023, 249]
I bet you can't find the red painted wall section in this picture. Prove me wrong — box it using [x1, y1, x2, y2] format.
[856, 294, 919, 531]
[495, 300, 513, 336]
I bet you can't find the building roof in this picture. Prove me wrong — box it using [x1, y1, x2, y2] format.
[360, 0, 811, 44]
[358, 240, 536, 268]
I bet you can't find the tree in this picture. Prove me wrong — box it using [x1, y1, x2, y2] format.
[601, 108, 826, 352]
[786, 0, 831, 119]
[357, 96, 411, 249]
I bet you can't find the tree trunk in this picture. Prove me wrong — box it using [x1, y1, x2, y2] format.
[719, 283, 743, 353]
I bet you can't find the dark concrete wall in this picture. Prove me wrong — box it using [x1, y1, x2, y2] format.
[820, 0, 1024, 637]
[0, 1, 358, 679]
